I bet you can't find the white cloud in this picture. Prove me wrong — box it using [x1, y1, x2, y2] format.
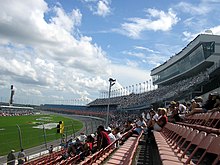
[0, 0, 111, 103]
[111, 64, 151, 87]
[134, 46, 160, 54]
[122, 48, 167, 67]
[118, 8, 179, 39]
[50, 7, 82, 32]
[182, 31, 198, 42]
[81, 0, 111, 17]
[21, 88, 42, 96]
[123, 51, 145, 59]
[183, 25, 220, 42]
[95, 0, 111, 17]
[175, 2, 212, 15]
[210, 25, 220, 35]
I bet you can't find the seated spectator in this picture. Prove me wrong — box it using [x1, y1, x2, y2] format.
[208, 93, 220, 112]
[113, 127, 122, 147]
[105, 127, 116, 144]
[168, 101, 182, 123]
[66, 138, 83, 157]
[176, 101, 187, 114]
[113, 127, 122, 140]
[85, 134, 95, 154]
[122, 120, 133, 133]
[146, 109, 159, 127]
[78, 132, 87, 143]
[133, 116, 146, 135]
[150, 108, 168, 132]
[105, 126, 116, 148]
[97, 125, 111, 150]
[186, 94, 217, 116]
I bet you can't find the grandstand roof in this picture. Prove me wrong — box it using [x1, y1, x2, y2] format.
[151, 34, 220, 86]
[151, 34, 220, 74]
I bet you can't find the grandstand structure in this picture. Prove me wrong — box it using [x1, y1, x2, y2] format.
[88, 33, 220, 111]
[151, 33, 220, 101]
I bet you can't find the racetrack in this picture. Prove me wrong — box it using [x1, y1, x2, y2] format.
[0, 112, 105, 164]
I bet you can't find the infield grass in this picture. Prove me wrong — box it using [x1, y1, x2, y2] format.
[0, 114, 83, 156]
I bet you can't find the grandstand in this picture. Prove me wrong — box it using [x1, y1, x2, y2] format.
[88, 33, 220, 111]
[151, 33, 220, 102]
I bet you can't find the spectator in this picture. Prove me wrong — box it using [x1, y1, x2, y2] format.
[48, 145, 53, 154]
[186, 94, 216, 116]
[113, 127, 122, 147]
[7, 150, 15, 165]
[97, 125, 111, 150]
[151, 108, 168, 131]
[78, 132, 87, 143]
[208, 93, 220, 112]
[85, 134, 95, 154]
[176, 101, 187, 114]
[133, 116, 146, 135]
[17, 148, 27, 165]
[146, 109, 159, 126]
[168, 101, 182, 123]
[105, 127, 116, 144]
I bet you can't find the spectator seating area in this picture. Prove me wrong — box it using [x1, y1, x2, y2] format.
[24, 128, 142, 165]
[154, 111, 220, 165]
[89, 71, 209, 110]
[177, 111, 220, 135]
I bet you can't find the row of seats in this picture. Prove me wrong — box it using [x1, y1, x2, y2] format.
[24, 149, 66, 165]
[25, 128, 139, 165]
[154, 122, 220, 165]
[184, 111, 220, 127]
[79, 129, 141, 165]
[104, 132, 143, 165]
[177, 111, 220, 135]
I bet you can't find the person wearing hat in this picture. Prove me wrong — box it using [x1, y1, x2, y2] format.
[7, 150, 16, 165]
[17, 148, 27, 164]
[105, 127, 116, 148]
[186, 93, 218, 117]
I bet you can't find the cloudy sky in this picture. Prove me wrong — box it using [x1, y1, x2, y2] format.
[0, 0, 220, 105]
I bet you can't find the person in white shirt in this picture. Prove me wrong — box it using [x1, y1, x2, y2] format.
[105, 127, 116, 148]
[176, 102, 187, 114]
[105, 127, 116, 143]
[78, 132, 87, 143]
[113, 127, 122, 147]
[133, 116, 146, 135]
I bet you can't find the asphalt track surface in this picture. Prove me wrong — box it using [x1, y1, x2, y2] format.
[0, 112, 105, 164]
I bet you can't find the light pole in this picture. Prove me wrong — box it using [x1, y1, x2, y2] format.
[106, 78, 116, 128]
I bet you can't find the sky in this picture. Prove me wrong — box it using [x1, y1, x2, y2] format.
[1, 0, 220, 105]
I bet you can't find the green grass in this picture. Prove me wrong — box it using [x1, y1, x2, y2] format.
[0, 114, 83, 156]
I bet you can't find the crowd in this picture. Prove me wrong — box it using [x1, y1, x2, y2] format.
[89, 71, 209, 109]
[0, 110, 34, 117]
[53, 105, 171, 163]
